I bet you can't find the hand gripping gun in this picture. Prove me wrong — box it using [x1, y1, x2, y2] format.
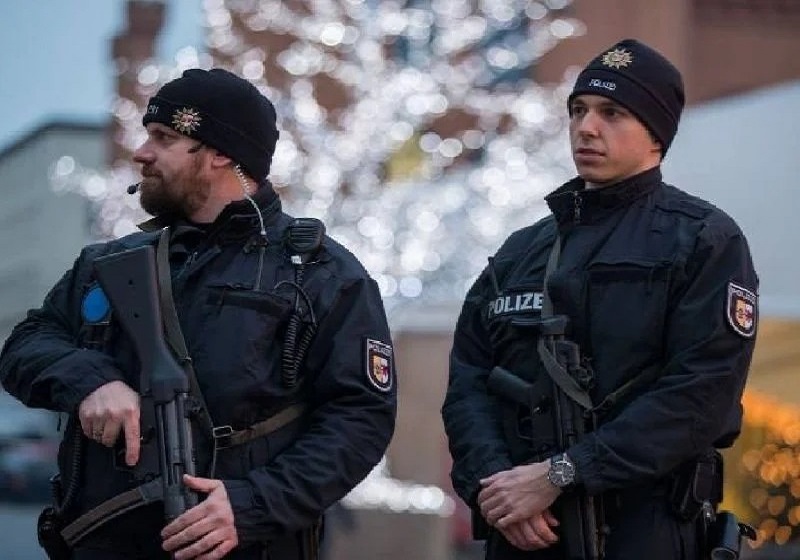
[59, 245, 199, 548]
[488, 315, 602, 560]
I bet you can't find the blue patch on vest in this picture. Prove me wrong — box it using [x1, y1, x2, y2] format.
[82, 284, 110, 324]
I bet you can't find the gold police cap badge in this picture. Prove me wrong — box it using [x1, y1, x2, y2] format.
[172, 107, 202, 135]
[601, 47, 634, 69]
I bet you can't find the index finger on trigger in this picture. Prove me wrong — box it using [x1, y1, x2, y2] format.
[123, 409, 141, 466]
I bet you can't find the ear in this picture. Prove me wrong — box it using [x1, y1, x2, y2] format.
[207, 149, 233, 170]
[648, 133, 663, 156]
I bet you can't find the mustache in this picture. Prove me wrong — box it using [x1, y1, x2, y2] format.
[128, 169, 162, 194]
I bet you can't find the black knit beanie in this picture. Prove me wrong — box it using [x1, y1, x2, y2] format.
[568, 39, 685, 154]
[142, 68, 279, 182]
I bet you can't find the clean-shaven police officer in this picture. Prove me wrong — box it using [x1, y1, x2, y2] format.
[442, 39, 757, 559]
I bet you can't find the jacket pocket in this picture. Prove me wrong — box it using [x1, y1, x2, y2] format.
[205, 283, 292, 334]
[586, 258, 671, 363]
[199, 284, 293, 390]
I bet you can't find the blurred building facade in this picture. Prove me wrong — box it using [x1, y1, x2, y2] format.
[0, 121, 104, 340]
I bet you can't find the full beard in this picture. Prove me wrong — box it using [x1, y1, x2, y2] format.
[139, 175, 184, 217]
[139, 164, 211, 219]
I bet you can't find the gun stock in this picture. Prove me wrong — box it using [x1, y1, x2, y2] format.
[94, 245, 198, 521]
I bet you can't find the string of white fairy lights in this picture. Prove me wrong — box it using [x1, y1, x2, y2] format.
[52, 0, 582, 309]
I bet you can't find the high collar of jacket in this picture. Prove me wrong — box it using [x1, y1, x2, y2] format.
[545, 166, 662, 226]
[138, 181, 283, 239]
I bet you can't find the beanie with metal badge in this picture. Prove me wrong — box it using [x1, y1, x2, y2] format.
[142, 68, 279, 183]
[567, 38, 685, 154]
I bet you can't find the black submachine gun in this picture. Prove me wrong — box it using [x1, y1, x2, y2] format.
[58, 244, 200, 548]
[488, 314, 602, 560]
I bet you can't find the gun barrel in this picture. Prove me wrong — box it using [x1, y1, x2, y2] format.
[159, 396, 198, 521]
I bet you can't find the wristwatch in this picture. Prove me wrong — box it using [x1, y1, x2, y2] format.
[547, 453, 576, 489]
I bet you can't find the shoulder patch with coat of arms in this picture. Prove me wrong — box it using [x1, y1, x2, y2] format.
[726, 282, 757, 338]
[365, 338, 393, 392]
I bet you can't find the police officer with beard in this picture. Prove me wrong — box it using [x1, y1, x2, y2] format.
[442, 39, 757, 559]
[0, 69, 396, 559]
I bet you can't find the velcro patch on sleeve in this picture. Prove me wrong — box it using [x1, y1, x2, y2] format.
[726, 282, 757, 338]
[365, 338, 393, 392]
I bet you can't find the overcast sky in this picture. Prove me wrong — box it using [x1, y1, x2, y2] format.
[0, 0, 204, 150]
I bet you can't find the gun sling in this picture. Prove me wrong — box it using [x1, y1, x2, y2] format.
[61, 479, 162, 546]
[156, 228, 215, 438]
[60, 230, 307, 547]
[212, 403, 307, 450]
[537, 235, 594, 411]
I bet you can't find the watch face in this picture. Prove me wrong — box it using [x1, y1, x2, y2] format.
[548, 455, 576, 487]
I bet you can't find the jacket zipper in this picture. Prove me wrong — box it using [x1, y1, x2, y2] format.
[176, 246, 221, 287]
[176, 250, 199, 281]
[573, 191, 583, 224]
